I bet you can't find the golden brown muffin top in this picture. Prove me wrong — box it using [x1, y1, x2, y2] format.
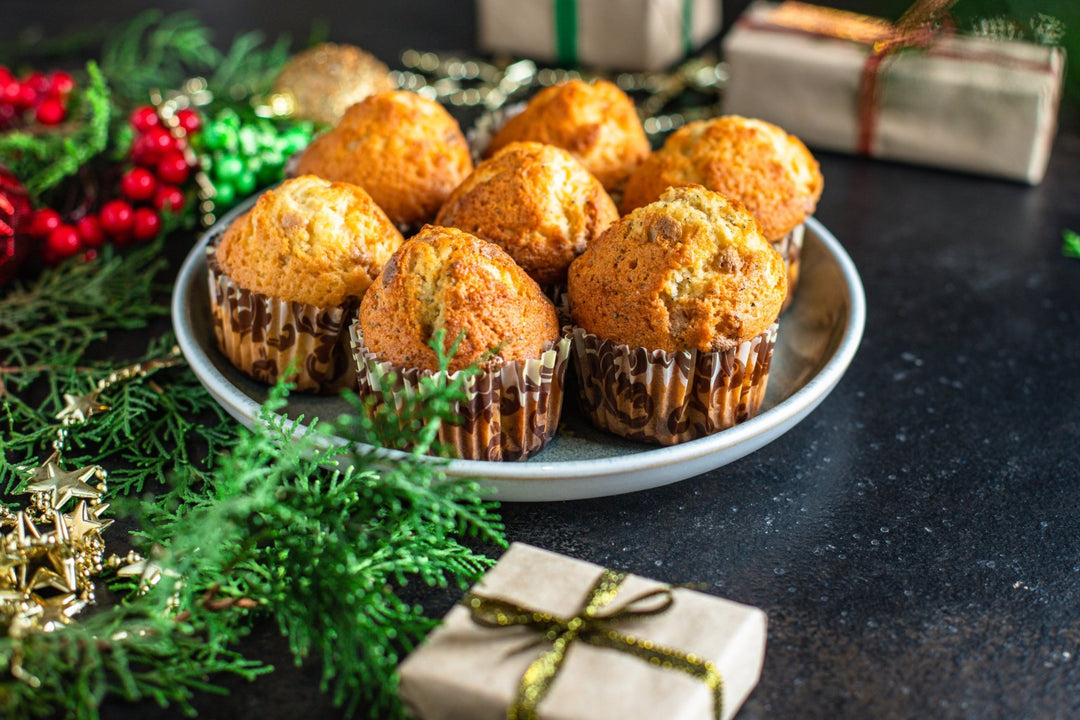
[434, 141, 618, 285]
[620, 115, 823, 240]
[484, 79, 650, 192]
[295, 90, 473, 229]
[568, 185, 786, 352]
[359, 225, 560, 373]
[215, 175, 404, 308]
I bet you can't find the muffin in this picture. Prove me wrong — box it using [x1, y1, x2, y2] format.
[483, 79, 650, 193]
[434, 141, 618, 286]
[208, 174, 403, 393]
[566, 185, 786, 445]
[621, 115, 823, 309]
[296, 90, 473, 230]
[352, 225, 572, 461]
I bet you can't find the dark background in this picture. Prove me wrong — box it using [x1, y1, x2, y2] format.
[5, 2, 1080, 720]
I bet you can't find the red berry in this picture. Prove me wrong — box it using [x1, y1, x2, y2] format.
[35, 97, 66, 126]
[46, 225, 82, 258]
[1, 81, 22, 106]
[48, 71, 75, 97]
[24, 72, 49, 95]
[133, 127, 175, 165]
[131, 105, 160, 133]
[99, 200, 134, 236]
[175, 108, 202, 134]
[155, 152, 190, 185]
[145, 126, 175, 152]
[15, 83, 37, 109]
[29, 208, 62, 237]
[132, 207, 161, 241]
[121, 167, 157, 203]
[0, 67, 12, 86]
[76, 215, 105, 248]
[153, 184, 185, 213]
[82, 248, 99, 262]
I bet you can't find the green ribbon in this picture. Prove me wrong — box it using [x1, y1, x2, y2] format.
[682, 0, 695, 56]
[554, 0, 578, 65]
[553, 0, 698, 67]
[463, 568, 725, 720]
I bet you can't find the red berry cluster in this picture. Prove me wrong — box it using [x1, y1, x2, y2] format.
[23, 104, 203, 264]
[0, 67, 75, 129]
[26, 104, 202, 265]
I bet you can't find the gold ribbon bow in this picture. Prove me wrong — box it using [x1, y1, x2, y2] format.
[463, 568, 725, 720]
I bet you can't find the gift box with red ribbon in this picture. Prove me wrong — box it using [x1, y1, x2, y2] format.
[398, 543, 767, 720]
[476, 0, 723, 71]
[721, 1, 1066, 184]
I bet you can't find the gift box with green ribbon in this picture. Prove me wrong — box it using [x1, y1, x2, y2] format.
[721, 1, 1065, 184]
[398, 543, 767, 720]
[476, 0, 723, 71]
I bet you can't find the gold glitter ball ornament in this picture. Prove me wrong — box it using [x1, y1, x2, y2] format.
[272, 43, 395, 124]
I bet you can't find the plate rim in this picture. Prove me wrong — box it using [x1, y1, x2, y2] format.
[172, 212, 865, 501]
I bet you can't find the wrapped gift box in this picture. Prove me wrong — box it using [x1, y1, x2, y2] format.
[398, 543, 767, 720]
[721, 1, 1066, 184]
[476, 0, 723, 71]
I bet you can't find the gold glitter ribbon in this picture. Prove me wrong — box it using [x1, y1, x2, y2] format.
[463, 568, 724, 720]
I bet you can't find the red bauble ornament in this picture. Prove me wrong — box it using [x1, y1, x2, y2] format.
[0, 165, 34, 287]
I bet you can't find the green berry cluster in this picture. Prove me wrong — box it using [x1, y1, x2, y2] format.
[192, 109, 314, 211]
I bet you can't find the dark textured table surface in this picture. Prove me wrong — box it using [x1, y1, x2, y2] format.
[7, 2, 1080, 719]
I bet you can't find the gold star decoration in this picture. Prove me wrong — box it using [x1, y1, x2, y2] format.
[24, 464, 103, 509]
[21, 451, 62, 486]
[65, 500, 114, 544]
[55, 389, 109, 425]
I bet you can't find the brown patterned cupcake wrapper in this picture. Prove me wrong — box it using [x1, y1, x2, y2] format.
[349, 322, 572, 462]
[569, 323, 778, 446]
[206, 246, 357, 394]
[773, 223, 805, 312]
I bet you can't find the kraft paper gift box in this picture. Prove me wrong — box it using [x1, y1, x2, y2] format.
[398, 543, 767, 720]
[476, 0, 723, 71]
[721, 1, 1066, 184]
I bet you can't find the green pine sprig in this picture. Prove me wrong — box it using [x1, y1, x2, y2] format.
[2, 235, 505, 718]
[98, 11, 222, 109]
[0, 238, 169, 396]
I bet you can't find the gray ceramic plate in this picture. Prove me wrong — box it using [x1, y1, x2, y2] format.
[173, 206, 865, 502]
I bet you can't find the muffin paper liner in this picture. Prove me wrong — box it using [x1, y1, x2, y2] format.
[569, 323, 779, 445]
[207, 245, 357, 394]
[774, 222, 805, 312]
[349, 321, 572, 462]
